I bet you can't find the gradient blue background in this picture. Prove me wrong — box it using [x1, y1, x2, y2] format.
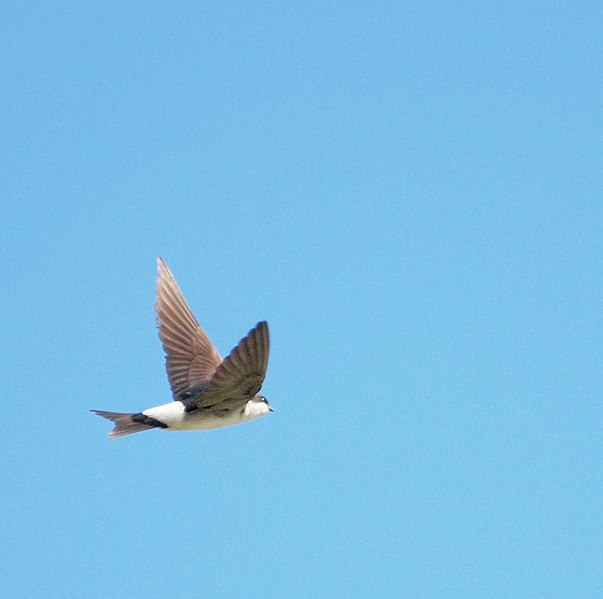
[2, 2, 602, 597]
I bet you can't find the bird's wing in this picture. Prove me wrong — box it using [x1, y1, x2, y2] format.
[156, 257, 223, 401]
[185, 321, 270, 412]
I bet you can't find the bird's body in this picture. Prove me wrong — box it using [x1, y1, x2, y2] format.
[92, 258, 272, 438]
[141, 397, 270, 431]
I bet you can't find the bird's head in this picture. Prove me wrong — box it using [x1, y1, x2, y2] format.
[245, 394, 273, 420]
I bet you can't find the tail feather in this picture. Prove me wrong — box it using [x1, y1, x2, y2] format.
[91, 410, 154, 439]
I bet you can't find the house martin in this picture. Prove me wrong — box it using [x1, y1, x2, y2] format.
[92, 258, 271, 438]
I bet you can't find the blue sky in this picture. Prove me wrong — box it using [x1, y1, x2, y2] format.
[2, 2, 602, 597]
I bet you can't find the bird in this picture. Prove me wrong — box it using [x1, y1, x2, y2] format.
[92, 257, 272, 439]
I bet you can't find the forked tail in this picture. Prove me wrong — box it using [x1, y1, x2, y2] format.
[91, 410, 156, 439]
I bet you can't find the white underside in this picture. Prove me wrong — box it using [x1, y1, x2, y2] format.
[142, 400, 265, 431]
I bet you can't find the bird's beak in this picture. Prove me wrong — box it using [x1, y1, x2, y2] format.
[269, 407, 274, 412]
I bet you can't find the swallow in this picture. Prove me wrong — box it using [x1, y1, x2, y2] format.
[92, 258, 271, 438]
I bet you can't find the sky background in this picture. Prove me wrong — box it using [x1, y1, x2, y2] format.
[2, 2, 602, 598]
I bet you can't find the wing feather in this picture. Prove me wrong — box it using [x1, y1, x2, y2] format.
[185, 321, 270, 412]
[156, 258, 222, 400]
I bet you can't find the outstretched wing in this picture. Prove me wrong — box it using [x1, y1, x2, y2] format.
[185, 321, 270, 412]
[156, 257, 222, 401]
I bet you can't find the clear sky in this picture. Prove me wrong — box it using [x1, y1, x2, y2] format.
[2, 2, 602, 598]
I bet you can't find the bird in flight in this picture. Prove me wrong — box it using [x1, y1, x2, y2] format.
[92, 258, 272, 438]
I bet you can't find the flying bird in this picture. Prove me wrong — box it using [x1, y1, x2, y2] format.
[92, 258, 272, 438]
